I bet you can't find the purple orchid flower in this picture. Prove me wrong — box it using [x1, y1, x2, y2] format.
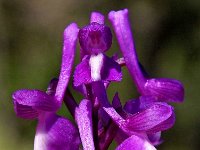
[12, 23, 80, 150]
[73, 12, 123, 149]
[103, 95, 175, 149]
[74, 12, 122, 101]
[108, 9, 184, 103]
[12, 9, 184, 150]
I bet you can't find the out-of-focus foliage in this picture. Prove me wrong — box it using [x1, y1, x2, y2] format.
[0, 0, 199, 149]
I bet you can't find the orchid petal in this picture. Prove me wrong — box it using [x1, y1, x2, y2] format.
[55, 23, 79, 103]
[92, 81, 111, 107]
[138, 96, 159, 109]
[103, 107, 125, 127]
[108, 9, 146, 93]
[90, 53, 104, 81]
[124, 96, 158, 114]
[101, 55, 122, 82]
[73, 54, 122, 87]
[13, 101, 38, 119]
[148, 132, 163, 146]
[78, 22, 112, 54]
[148, 110, 175, 133]
[116, 135, 156, 150]
[34, 113, 80, 150]
[124, 98, 140, 114]
[114, 129, 129, 145]
[112, 92, 122, 109]
[13, 90, 59, 114]
[46, 78, 58, 96]
[73, 56, 91, 87]
[75, 99, 95, 150]
[124, 103, 174, 133]
[111, 93, 128, 119]
[145, 78, 184, 103]
[90, 12, 105, 24]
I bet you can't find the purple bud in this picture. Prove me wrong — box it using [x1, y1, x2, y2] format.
[78, 22, 112, 55]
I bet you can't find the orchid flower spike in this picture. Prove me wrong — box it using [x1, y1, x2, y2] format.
[74, 12, 122, 87]
[73, 12, 122, 126]
[12, 8, 185, 150]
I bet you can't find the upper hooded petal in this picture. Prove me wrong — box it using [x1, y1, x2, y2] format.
[13, 78, 59, 119]
[78, 22, 112, 54]
[116, 135, 156, 150]
[145, 78, 184, 103]
[13, 89, 59, 119]
[13, 101, 39, 119]
[34, 113, 80, 150]
[55, 23, 79, 103]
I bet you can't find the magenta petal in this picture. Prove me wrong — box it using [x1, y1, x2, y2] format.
[148, 110, 175, 133]
[148, 132, 163, 146]
[103, 107, 125, 126]
[13, 90, 59, 113]
[101, 55, 122, 82]
[124, 98, 140, 114]
[112, 92, 122, 109]
[46, 78, 58, 96]
[78, 23, 112, 54]
[13, 102, 38, 119]
[115, 129, 129, 145]
[92, 81, 111, 107]
[75, 99, 95, 150]
[116, 135, 156, 150]
[124, 96, 158, 114]
[73, 56, 91, 87]
[34, 113, 80, 150]
[124, 103, 174, 133]
[55, 23, 79, 103]
[145, 78, 184, 103]
[90, 12, 105, 24]
[138, 96, 159, 109]
[108, 9, 146, 93]
[73, 54, 122, 87]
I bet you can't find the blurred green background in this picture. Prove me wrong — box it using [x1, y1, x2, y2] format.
[0, 0, 199, 149]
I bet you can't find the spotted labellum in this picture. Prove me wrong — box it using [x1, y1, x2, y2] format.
[12, 9, 184, 150]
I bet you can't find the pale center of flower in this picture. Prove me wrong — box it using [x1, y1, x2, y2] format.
[143, 140, 157, 150]
[34, 131, 47, 150]
[34, 112, 51, 150]
[89, 53, 104, 81]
